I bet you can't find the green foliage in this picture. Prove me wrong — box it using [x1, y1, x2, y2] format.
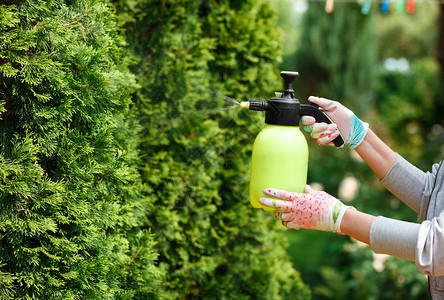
[0, 1, 163, 298]
[291, 2, 378, 114]
[375, 58, 444, 168]
[285, 231, 429, 299]
[115, 0, 310, 298]
[343, 245, 428, 300]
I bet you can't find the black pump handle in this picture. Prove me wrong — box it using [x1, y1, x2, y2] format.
[300, 103, 345, 148]
[281, 71, 299, 95]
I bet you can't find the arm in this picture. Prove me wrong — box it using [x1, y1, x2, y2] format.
[340, 207, 375, 245]
[304, 96, 430, 214]
[354, 129, 396, 180]
[359, 130, 434, 216]
[341, 208, 419, 262]
[303, 96, 396, 179]
[336, 163, 444, 274]
[260, 186, 419, 263]
[337, 131, 432, 264]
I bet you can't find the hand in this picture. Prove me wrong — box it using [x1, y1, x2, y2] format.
[301, 96, 369, 149]
[259, 185, 353, 233]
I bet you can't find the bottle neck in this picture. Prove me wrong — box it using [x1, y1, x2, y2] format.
[265, 123, 301, 130]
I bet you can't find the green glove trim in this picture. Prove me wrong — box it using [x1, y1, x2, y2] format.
[332, 202, 342, 224]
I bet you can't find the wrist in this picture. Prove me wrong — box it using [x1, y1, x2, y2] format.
[347, 115, 369, 149]
[333, 204, 354, 233]
[354, 129, 397, 180]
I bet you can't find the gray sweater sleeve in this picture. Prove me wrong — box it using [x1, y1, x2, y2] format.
[417, 211, 444, 276]
[379, 154, 429, 216]
[370, 154, 444, 272]
[370, 216, 419, 261]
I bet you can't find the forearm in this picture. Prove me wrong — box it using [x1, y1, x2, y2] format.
[340, 208, 418, 261]
[356, 129, 427, 214]
[354, 128, 397, 180]
[340, 208, 375, 245]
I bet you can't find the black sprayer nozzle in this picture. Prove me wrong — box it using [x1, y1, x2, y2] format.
[240, 71, 345, 147]
[245, 100, 268, 111]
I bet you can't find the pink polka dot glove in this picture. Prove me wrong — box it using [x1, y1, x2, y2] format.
[259, 185, 353, 233]
[301, 96, 369, 149]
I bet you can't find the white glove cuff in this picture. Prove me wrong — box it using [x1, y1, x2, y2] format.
[330, 203, 355, 233]
[347, 115, 369, 149]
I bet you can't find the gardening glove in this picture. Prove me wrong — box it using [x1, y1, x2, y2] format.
[301, 96, 369, 148]
[259, 185, 353, 233]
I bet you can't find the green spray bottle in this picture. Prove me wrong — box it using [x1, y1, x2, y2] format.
[241, 71, 345, 211]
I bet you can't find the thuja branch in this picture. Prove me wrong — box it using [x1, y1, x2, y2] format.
[62, 3, 95, 26]
[128, 244, 144, 265]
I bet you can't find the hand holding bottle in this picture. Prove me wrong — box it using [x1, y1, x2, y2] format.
[259, 185, 353, 233]
[301, 96, 369, 148]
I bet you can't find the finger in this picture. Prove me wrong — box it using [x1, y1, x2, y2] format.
[317, 130, 340, 145]
[263, 188, 300, 201]
[276, 211, 296, 221]
[259, 197, 292, 210]
[303, 124, 314, 133]
[301, 116, 316, 134]
[310, 123, 337, 139]
[311, 126, 337, 141]
[274, 211, 284, 220]
[301, 116, 318, 134]
[305, 185, 326, 196]
[315, 130, 339, 142]
[285, 222, 302, 230]
[308, 96, 335, 110]
[310, 122, 331, 134]
[301, 116, 315, 126]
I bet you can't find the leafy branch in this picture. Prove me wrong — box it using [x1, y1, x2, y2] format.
[62, 3, 95, 27]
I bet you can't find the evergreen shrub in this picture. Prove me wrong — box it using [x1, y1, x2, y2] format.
[0, 1, 163, 298]
[115, 0, 311, 298]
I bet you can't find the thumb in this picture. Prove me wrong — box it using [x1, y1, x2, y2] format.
[304, 184, 314, 194]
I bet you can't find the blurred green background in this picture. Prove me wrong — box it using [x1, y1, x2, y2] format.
[270, 0, 443, 298]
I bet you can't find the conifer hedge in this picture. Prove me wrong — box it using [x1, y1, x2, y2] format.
[0, 1, 163, 298]
[1, 0, 310, 298]
[116, 0, 310, 298]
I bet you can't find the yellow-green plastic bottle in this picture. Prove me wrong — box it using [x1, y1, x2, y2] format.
[242, 71, 344, 210]
[249, 124, 308, 211]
